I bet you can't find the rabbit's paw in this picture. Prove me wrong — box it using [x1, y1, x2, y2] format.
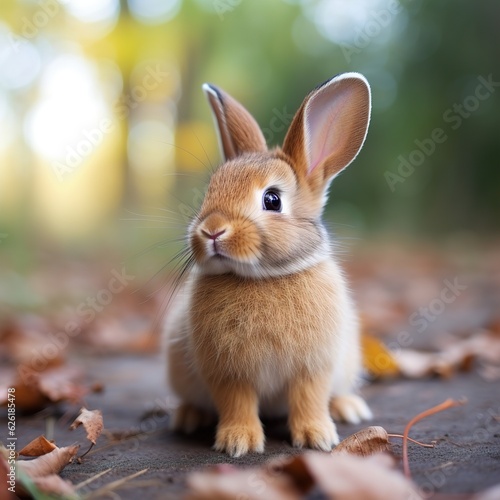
[171, 403, 214, 434]
[291, 417, 339, 451]
[214, 422, 265, 457]
[329, 394, 373, 424]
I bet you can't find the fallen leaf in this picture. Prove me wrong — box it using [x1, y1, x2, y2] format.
[333, 426, 391, 456]
[362, 334, 400, 378]
[1, 364, 90, 412]
[70, 408, 104, 444]
[17, 444, 80, 478]
[37, 365, 88, 404]
[397, 330, 500, 379]
[19, 435, 56, 457]
[186, 452, 420, 500]
[186, 462, 301, 500]
[283, 453, 420, 500]
[474, 483, 500, 500]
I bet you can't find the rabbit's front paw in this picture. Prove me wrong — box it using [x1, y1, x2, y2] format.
[171, 403, 215, 434]
[214, 422, 265, 457]
[329, 394, 373, 424]
[290, 416, 339, 451]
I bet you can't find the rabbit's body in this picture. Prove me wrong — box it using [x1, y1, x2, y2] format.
[165, 73, 373, 456]
[168, 257, 359, 408]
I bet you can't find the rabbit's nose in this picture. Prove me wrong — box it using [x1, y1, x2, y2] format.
[201, 229, 226, 241]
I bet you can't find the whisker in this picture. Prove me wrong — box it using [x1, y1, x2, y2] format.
[150, 252, 195, 333]
[191, 129, 214, 173]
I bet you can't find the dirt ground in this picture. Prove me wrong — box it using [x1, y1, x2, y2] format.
[2, 242, 500, 498]
[5, 352, 499, 499]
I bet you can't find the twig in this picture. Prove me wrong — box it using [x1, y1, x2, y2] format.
[402, 398, 466, 478]
[77, 442, 95, 463]
[388, 434, 435, 448]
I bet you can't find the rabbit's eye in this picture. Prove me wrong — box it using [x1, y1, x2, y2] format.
[263, 190, 281, 212]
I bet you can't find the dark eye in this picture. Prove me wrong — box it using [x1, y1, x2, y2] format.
[263, 190, 281, 211]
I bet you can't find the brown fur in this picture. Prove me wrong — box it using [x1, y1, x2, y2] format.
[165, 74, 373, 456]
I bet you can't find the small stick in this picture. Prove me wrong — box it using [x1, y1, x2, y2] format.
[387, 434, 435, 448]
[402, 398, 466, 478]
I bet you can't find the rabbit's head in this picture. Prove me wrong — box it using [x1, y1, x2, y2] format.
[188, 74, 371, 279]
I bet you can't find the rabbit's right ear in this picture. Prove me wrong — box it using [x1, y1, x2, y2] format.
[203, 84, 267, 161]
[282, 73, 371, 198]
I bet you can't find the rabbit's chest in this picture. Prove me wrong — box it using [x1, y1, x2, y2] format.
[189, 267, 342, 386]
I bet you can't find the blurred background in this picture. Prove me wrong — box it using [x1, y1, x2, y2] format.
[0, 0, 499, 320]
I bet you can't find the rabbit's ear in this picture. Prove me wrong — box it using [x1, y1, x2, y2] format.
[203, 83, 267, 161]
[282, 73, 370, 193]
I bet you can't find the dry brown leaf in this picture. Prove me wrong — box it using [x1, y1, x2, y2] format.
[186, 452, 420, 500]
[0, 317, 66, 366]
[397, 349, 437, 378]
[70, 408, 104, 444]
[283, 453, 421, 500]
[83, 317, 159, 354]
[474, 483, 500, 500]
[2, 364, 90, 412]
[333, 426, 391, 456]
[31, 474, 77, 497]
[294, 453, 421, 500]
[397, 330, 500, 379]
[186, 462, 301, 500]
[17, 444, 79, 478]
[0, 366, 50, 412]
[19, 435, 56, 457]
[37, 365, 88, 404]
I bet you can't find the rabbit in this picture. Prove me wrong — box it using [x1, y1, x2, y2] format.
[165, 72, 373, 457]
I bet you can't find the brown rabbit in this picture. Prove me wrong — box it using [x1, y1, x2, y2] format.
[165, 73, 372, 457]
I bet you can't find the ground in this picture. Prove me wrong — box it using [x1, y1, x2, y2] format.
[1, 241, 500, 498]
[6, 353, 499, 499]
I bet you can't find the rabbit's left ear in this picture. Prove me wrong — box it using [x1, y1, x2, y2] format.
[203, 83, 267, 161]
[282, 73, 371, 192]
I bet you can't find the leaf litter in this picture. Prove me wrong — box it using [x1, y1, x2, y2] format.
[185, 398, 469, 499]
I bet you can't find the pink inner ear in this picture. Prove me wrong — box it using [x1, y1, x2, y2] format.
[305, 86, 352, 175]
[304, 77, 369, 179]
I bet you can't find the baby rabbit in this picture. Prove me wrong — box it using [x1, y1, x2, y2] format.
[165, 73, 372, 457]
